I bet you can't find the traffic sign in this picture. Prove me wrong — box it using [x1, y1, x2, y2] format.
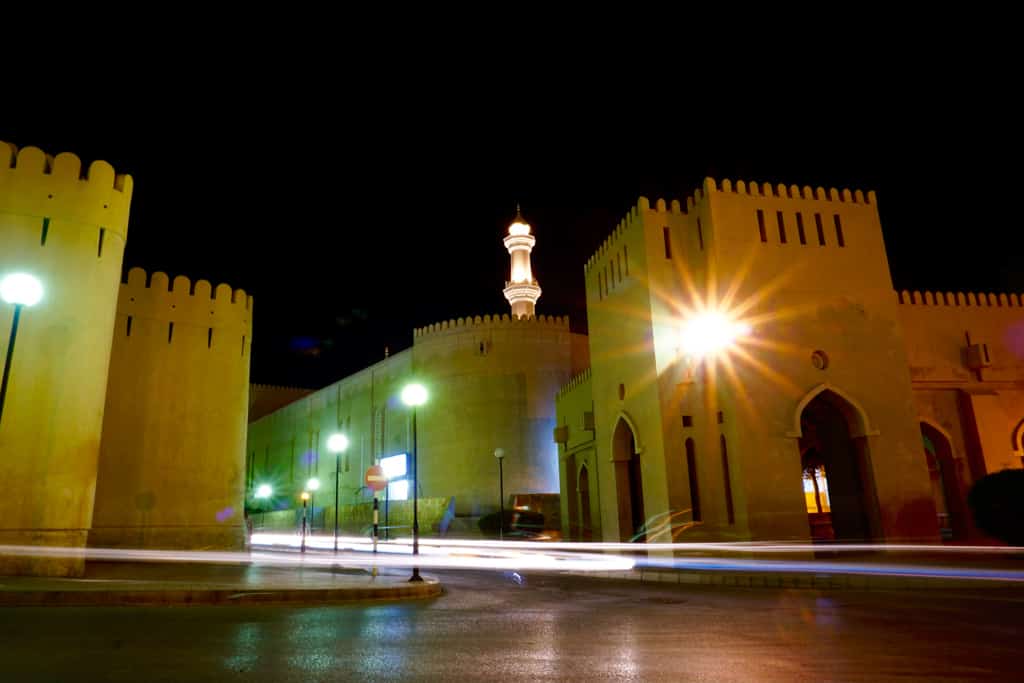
[365, 465, 388, 492]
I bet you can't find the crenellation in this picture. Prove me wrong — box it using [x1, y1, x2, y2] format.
[122, 267, 251, 311]
[656, 198, 666, 212]
[670, 199, 681, 213]
[0, 140, 133, 236]
[897, 288, 1024, 309]
[721, 179, 733, 193]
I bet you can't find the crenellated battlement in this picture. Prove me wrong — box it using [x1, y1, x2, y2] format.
[556, 367, 592, 399]
[710, 177, 875, 206]
[117, 267, 252, 333]
[896, 289, 1024, 308]
[0, 141, 133, 237]
[413, 313, 570, 338]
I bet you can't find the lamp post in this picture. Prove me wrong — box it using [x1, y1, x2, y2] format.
[306, 477, 320, 536]
[327, 433, 349, 554]
[300, 491, 310, 553]
[400, 382, 428, 583]
[0, 273, 44, 427]
[494, 448, 506, 541]
[255, 483, 272, 532]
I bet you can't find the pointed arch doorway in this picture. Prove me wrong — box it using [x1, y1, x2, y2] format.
[612, 417, 645, 541]
[796, 389, 879, 542]
[578, 464, 593, 541]
[920, 422, 966, 541]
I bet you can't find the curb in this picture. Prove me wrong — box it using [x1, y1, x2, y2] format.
[0, 580, 443, 607]
[568, 569, 1023, 591]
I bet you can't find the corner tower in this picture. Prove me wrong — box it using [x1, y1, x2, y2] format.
[0, 141, 133, 576]
[502, 205, 541, 318]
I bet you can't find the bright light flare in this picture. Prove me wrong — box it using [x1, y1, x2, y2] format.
[401, 383, 428, 407]
[255, 484, 272, 499]
[300, 491, 310, 501]
[306, 478, 320, 491]
[0, 273, 43, 307]
[680, 312, 751, 357]
[327, 433, 349, 453]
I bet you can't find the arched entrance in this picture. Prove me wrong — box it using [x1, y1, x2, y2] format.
[797, 390, 877, 542]
[578, 465, 593, 541]
[612, 418, 645, 541]
[921, 422, 966, 541]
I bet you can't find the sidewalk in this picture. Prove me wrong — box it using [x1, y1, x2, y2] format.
[566, 551, 1024, 591]
[0, 560, 442, 606]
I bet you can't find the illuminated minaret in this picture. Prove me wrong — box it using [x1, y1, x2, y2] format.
[502, 204, 542, 318]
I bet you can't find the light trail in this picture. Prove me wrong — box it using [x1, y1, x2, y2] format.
[3, 537, 1022, 583]
[251, 533, 1024, 555]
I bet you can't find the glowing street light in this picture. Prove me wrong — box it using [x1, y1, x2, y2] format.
[0, 273, 44, 427]
[495, 448, 506, 541]
[401, 382, 428, 582]
[300, 491, 311, 553]
[327, 432, 350, 554]
[679, 312, 751, 358]
[255, 484, 273, 499]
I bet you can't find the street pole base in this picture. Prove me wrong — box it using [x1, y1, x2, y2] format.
[409, 568, 424, 583]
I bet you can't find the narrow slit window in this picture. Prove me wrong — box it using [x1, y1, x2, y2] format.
[757, 209, 767, 242]
[617, 252, 623, 282]
[776, 211, 787, 243]
[663, 226, 672, 259]
[697, 218, 704, 250]
[721, 435, 735, 525]
[686, 439, 702, 522]
[623, 245, 629, 275]
[126, 315, 133, 337]
[605, 265, 611, 291]
[834, 214, 845, 247]
[241, 335, 246, 356]
[97, 228, 106, 258]
[167, 322, 174, 344]
[815, 213, 825, 245]
[207, 328, 214, 348]
[40, 217, 50, 245]
[796, 213, 806, 245]
[598, 272, 603, 300]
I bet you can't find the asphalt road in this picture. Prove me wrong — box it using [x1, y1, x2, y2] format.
[0, 569, 1021, 682]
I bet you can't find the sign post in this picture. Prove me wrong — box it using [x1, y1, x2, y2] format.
[364, 465, 388, 571]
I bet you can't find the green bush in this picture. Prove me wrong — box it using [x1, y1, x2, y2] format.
[966, 469, 1024, 546]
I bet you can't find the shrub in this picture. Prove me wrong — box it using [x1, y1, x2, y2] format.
[966, 469, 1024, 546]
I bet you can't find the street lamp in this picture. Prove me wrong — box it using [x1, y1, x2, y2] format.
[306, 477, 320, 535]
[0, 273, 44, 427]
[327, 432, 349, 554]
[400, 382, 428, 582]
[255, 483, 272, 531]
[494, 448, 506, 541]
[300, 491, 311, 553]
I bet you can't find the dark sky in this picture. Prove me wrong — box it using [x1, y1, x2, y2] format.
[4, 39, 1019, 388]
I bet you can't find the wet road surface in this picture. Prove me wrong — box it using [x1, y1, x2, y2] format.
[0, 569, 1021, 681]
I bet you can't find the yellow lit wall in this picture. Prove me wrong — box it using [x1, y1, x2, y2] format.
[0, 142, 132, 576]
[246, 315, 589, 525]
[91, 268, 252, 550]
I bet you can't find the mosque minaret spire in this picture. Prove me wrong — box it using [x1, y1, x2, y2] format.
[502, 204, 542, 318]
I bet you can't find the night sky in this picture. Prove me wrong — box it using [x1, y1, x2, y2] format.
[4, 48, 1019, 388]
